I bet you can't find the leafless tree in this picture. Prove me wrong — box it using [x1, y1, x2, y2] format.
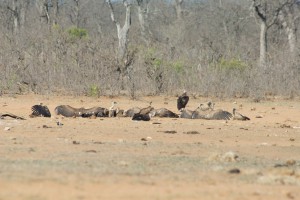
[107, 0, 131, 61]
[136, 0, 152, 45]
[252, 0, 290, 68]
[278, 0, 298, 60]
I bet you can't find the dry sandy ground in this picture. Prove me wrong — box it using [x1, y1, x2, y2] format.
[0, 94, 300, 200]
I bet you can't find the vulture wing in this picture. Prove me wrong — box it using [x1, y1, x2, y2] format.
[205, 109, 232, 120]
[153, 108, 179, 118]
[132, 113, 151, 121]
[177, 95, 189, 110]
[179, 108, 193, 119]
[54, 105, 79, 117]
[30, 105, 51, 117]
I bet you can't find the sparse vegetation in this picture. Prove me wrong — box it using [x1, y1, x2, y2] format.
[88, 84, 100, 97]
[0, 0, 299, 98]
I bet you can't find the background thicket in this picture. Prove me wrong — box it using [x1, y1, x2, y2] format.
[0, 0, 299, 99]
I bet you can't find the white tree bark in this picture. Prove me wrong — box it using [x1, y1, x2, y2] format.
[11, 0, 19, 35]
[107, 0, 131, 61]
[259, 20, 267, 68]
[278, 5, 297, 59]
[136, 0, 151, 45]
[174, 0, 183, 20]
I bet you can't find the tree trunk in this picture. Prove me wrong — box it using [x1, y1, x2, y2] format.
[174, 0, 183, 20]
[259, 20, 267, 68]
[51, 0, 59, 25]
[253, 0, 268, 69]
[19, 1, 29, 33]
[279, 6, 297, 60]
[107, 0, 131, 61]
[136, 0, 151, 45]
[12, 0, 19, 36]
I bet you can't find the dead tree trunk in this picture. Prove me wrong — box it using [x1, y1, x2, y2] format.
[51, 0, 59, 25]
[253, 0, 292, 68]
[174, 0, 183, 20]
[107, 0, 131, 61]
[7, 0, 29, 37]
[8, 0, 19, 36]
[253, 1, 268, 68]
[136, 0, 151, 46]
[107, 0, 132, 92]
[278, 3, 297, 60]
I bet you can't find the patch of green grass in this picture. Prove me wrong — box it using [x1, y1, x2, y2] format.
[67, 27, 88, 40]
[88, 84, 100, 97]
[216, 57, 248, 71]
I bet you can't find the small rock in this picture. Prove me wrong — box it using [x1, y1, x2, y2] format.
[93, 141, 104, 144]
[280, 124, 291, 128]
[163, 130, 177, 134]
[286, 159, 296, 166]
[119, 161, 128, 166]
[289, 138, 295, 142]
[141, 137, 152, 141]
[73, 141, 80, 145]
[185, 131, 200, 134]
[152, 122, 161, 124]
[208, 151, 239, 162]
[56, 121, 64, 126]
[118, 139, 125, 143]
[85, 150, 97, 153]
[4, 127, 10, 131]
[286, 192, 294, 199]
[222, 151, 239, 162]
[228, 168, 241, 174]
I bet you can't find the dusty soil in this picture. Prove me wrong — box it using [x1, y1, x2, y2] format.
[0, 94, 300, 200]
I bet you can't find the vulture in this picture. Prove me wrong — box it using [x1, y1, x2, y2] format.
[150, 108, 179, 118]
[54, 105, 108, 118]
[177, 91, 189, 111]
[132, 113, 151, 121]
[139, 101, 154, 115]
[115, 108, 126, 117]
[108, 101, 117, 117]
[199, 101, 215, 111]
[192, 106, 232, 120]
[1, 113, 25, 120]
[124, 102, 154, 117]
[232, 108, 250, 121]
[123, 107, 141, 117]
[30, 104, 51, 117]
[179, 108, 194, 119]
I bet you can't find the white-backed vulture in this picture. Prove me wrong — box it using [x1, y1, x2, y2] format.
[192, 106, 232, 120]
[150, 108, 179, 118]
[232, 108, 250, 121]
[54, 105, 109, 118]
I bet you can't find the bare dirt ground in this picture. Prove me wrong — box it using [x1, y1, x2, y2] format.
[0, 94, 300, 200]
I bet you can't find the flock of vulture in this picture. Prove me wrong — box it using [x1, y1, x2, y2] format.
[0, 92, 250, 121]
